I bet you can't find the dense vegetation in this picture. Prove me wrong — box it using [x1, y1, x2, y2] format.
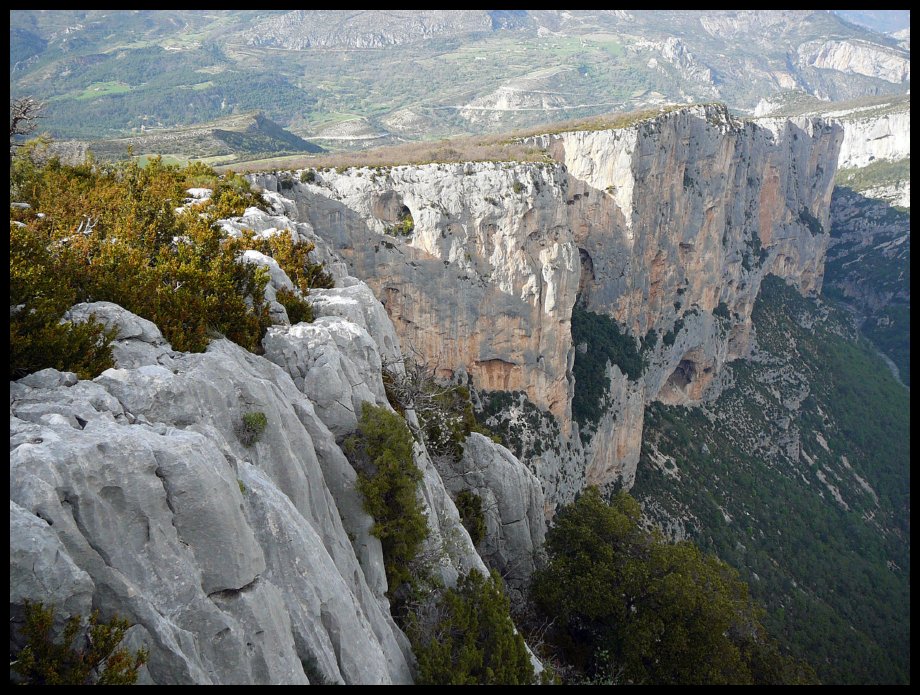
[10, 147, 329, 379]
[454, 490, 486, 547]
[571, 304, 645, 433]
[633, 276, 910, 683]
[533, 487, 815, 685]
[411, 569, 535, 685]
[11, 602, 148, 686]
[345, 402, 428, 606]
[345, 403, 534, 684]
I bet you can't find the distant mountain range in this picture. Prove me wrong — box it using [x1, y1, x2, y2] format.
[10, 10, 910, 154]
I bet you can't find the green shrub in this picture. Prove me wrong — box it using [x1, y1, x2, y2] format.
[455, 490, 486, 547]
[243, 229, 335, 294]
[345, 402, 428, 605]
[10, 310, 116, 381]
[384, 360, 497, 459]
[798, 207, 824, 236]
[532, 488, 816, 685]
[9, 155, 275, 361]
[9, 216, 118, 379]
[299, 169, 317, 184]
[663, 316, 685, 347]
[411, 569, 535, 685]
[384, 208, 415, 237]
[237, 411, 268, 446]
[11, 601, 148, 686]
[713, 301, 731, 321]
[275, 287, 314, 324]
[512, 180, 525, 194]
[8, 152, 335, 377]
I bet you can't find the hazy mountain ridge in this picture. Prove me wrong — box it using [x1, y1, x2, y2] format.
[10, 10, 909, 150]
[46, 112, 323, 167]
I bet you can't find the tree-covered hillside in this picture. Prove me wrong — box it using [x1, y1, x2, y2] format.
[633, 276, 910, 683]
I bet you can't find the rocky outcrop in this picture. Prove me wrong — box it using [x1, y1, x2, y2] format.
[262, 317, 389, 437]
[263, 104, 841, 503]
[836, 107, 910, 169]
[752, 95, 910, 204]
[284, 161, 580, 428]
[660, 37, 715, 87]
[11, 272, 546, 683]
[10, 307, 415, 684]
[797, 39, 911, 84]
[433, 433, 546, 588]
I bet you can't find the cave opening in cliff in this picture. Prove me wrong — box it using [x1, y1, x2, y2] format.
[670, 359, 696, 391]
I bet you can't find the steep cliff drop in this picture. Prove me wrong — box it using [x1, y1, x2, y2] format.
[261, 104, 842, 509]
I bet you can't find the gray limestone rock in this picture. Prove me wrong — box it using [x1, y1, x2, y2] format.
[436, 433, 547, 588]
[262, 316, 388, 437]
[64, 301, 173, 369]
[9, 500, 95, 645]
[9, 326, 413, 683]
[309, 281, 404, 366]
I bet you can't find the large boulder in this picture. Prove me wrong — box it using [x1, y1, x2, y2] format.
[435, 433, 547, 588]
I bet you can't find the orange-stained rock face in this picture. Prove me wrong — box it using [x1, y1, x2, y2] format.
[758, 167, 781, 247]
[284, 104, 842, 502]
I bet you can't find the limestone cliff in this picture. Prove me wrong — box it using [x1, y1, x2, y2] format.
[10, 277, 545, 683]
[751, 94, 909, 175]
[257, 104, 841, 504]
[835, 106, 910, 170]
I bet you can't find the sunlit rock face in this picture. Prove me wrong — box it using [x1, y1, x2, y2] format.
[257, 104, 841, 503]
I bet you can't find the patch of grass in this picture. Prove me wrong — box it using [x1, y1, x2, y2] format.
[236, 411, 267, 447]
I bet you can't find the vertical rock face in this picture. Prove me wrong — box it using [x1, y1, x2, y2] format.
[434, 433, 546, 589]
[835, 107, 910, 169]
[274, 104, 841, 503]
[545, 108, 839, 488]
[286, 162, 581, 426]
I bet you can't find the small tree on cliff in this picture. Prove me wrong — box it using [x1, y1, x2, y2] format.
[11, 602, 148, 685]
[10, 96, 45, 164]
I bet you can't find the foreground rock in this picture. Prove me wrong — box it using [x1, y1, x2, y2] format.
[10, 317, 413, 683]
[12, 286, 547, 683]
